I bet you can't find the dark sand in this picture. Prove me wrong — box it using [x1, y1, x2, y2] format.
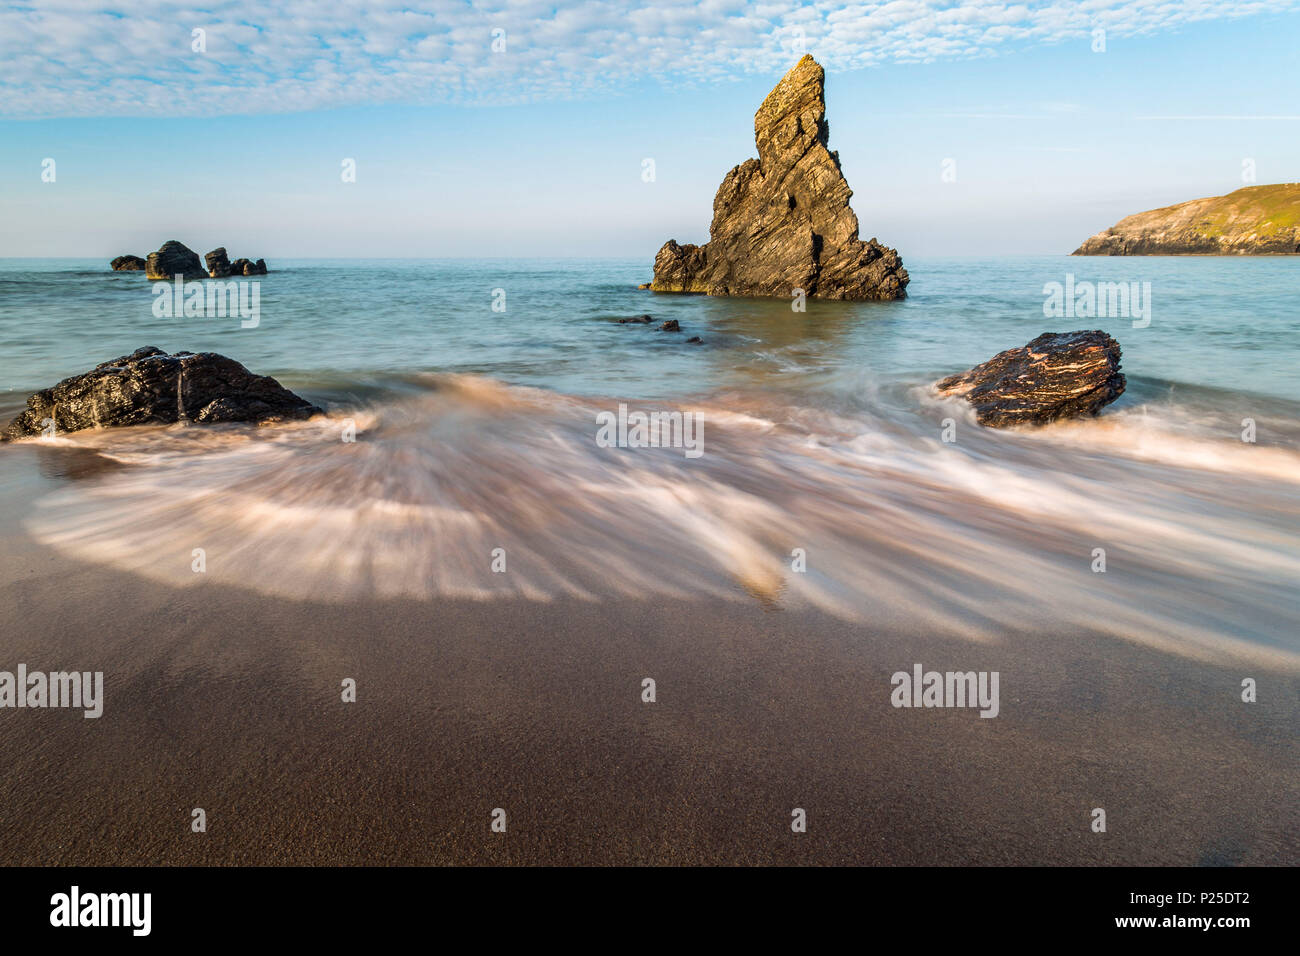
[0, 450, 1295, 866]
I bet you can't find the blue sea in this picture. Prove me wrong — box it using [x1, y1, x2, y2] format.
[1, 256, 1297, 403]
[1, 256, 1297, 666]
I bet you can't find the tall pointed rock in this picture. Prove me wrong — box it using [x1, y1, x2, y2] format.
[651, 55, 908, 301]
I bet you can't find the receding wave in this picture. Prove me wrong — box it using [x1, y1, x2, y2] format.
[18, 373, 1300, 669]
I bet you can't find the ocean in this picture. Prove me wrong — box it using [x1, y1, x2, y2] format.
[1, 256, 1297, 667]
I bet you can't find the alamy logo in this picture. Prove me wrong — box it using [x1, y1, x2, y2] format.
[595, 403, 703, 458]
[152, 276, 260, 328]
[1043, 273, 1151, 328]
[891, 664, 999, 718]
[0, 665, 102, 718]
[50, 886, 150, 936]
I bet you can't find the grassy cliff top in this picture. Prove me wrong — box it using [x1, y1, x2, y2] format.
[1112, 183, 1300, 236]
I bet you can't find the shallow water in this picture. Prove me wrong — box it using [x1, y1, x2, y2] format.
[1, 257, 1297, 668]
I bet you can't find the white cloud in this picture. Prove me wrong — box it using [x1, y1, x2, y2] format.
[1, 0, 1297, 117]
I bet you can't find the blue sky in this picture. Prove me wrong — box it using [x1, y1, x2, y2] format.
[1, 1, 1298, 258]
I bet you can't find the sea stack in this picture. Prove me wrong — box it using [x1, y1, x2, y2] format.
[1, 347, 322, 440]
[1073, 183, 1300, 255]
[648, 55, 908, 301]
[936, 331, 1126, 427]
[110, 255, 146, 271]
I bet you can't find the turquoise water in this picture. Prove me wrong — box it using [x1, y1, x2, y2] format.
[1, 256, 1297, 666]
[1, 256, 1297, 407]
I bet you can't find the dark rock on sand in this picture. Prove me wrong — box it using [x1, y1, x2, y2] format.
[935, 331, 1125, 427]
[110, 255, 146, 271]
[205, 247, 233, 277]
[145, 240, 206, 281]
[650, 55, 907, 301]
[660, 320, 681, 332]
[1, 346, 322, 440]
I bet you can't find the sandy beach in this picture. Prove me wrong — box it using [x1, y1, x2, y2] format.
[0, 443, 1294, 867]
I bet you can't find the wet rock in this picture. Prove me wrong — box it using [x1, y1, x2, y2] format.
[618, 314, 654, 324]
[686, 336, 703, 344]
[145, 240, 206, 280]
[660, 320, 681, 332]
[227, 258, 269, 276]
[205, 247, 233, 277]
[935, 330, 1126, 427]
[110, 255, 146, 271]
[650, 55, 907, 301]
[1, 346, 322, 440]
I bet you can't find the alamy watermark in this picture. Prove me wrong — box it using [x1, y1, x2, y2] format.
[595, 403, 704, 458]
[0, 665, 103, 718]
[1044, 273, 1151, 328]
[151, 276, 260, 328]
[891, 663, 999, 718]
[50, 886, 149, 936]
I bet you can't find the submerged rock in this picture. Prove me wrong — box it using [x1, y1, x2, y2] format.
[935, 331, 1126, 427]
[145, 240, 206, 280]
[650, 55, 907, 301]
[660, 319, 681, 332]
[110, 255, 146, 271]
[2, 347, 322, 440]
[617, 314, 654, 324]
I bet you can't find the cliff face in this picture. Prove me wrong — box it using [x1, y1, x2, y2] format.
[1073, 184, 1300, 255]
[650, 55, 908, 301]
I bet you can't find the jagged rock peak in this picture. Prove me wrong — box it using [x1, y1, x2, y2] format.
[649, 55, 907, 302]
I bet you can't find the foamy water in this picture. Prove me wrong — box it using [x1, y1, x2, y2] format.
[3, 257, 1298, 669]
[17, 371, 1300, 670]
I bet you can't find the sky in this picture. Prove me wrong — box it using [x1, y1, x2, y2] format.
[1, 0, 1298, 258]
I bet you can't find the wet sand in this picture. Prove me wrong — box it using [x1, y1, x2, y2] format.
[0, 517, 1295, 866]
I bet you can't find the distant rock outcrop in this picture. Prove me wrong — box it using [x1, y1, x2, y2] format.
[1, 347, 322, 440]
[936, 331, 1126, 427]
[145, 240, 207, 280]
[130, 242, 269, 278]
[205, 247, 234, 277]
[648, 55, 907, 301]
[228, 257, 268, 276]
[1073, 184, 1300, 255]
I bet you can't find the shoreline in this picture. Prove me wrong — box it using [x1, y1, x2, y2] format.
[0, 526, 1294, 866]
